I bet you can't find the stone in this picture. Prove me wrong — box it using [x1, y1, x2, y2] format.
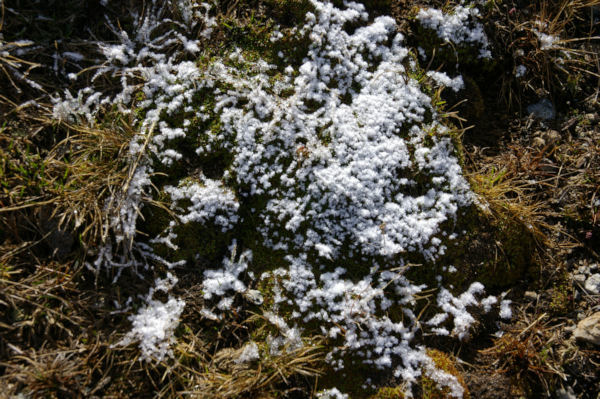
[573, 274, 586, 284]
[584, 274, 600, 295]
[527, 98, 555, 120]
[542, 130, 561, 146]
[532, 136, 546, 149]
[573, 312, 600, 346]
[556, 386, 577, 399]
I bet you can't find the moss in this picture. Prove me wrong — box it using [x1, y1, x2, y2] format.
[262, 0, 313, 24]
[549, 273, 573, 315]
[370, 386, 406, 399]
[316, 362, 380, 399]
[422, 349, 470, 399]
[408, 205, 537, 292]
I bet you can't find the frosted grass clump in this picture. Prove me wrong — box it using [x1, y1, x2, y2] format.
[117, 273, 185, 362]
[52, 0, 217, 274]
[417, 2, 491, 59]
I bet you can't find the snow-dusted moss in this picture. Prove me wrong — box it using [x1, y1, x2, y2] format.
[50, 0, 507, 396]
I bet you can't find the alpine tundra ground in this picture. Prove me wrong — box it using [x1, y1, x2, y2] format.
[1, 0, 599, 398]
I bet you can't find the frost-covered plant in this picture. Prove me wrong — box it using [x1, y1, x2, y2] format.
[51, 0, 218, 275]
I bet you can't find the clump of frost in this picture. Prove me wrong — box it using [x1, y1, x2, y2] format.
[417, 2, 491, 58]
[117, 273, 185, 362]
[500, 299, 512, 319]
[316, 388, 349, 399]
[423, 358, 465, 398]
[165, 177, 240, 233]
[264, 311, 303, 355]
[427, 71, 464, 92]
[427, 282, 497, 340]
[201, 243, 252, 314]
[515, 64, 527, 78]
[533, 22, 560, 51]
[235, 342, 260, 364]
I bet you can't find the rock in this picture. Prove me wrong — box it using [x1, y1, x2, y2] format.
[584, 113, 597, 124]
[541, 130, 561, 146]
[524, 291, 538, 301]
[532, 136, 546, 149]
[573, 274, 586, 284]
[556, 386, 577, 399]
[573, 312, 600, 345]
[584, 274, 600, 294]
[578, 265, 591, 275]
[527, 98, 555, 120]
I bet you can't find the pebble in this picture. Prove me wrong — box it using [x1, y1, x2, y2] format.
[573, 274, 586, 284]
[542, 129, 560, 146]
[577, 265, 590, 275]
[532, 136, 546, 149]
[573, 312, 600, 346]
[584, 274, 600, 295]
[524, 291, 538, 301]
[556, 386, 577, 399]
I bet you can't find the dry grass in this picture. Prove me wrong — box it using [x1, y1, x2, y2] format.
[0, 108, 136, 252]
[480, 310, 574, 396]
[489, 0, 600, 108]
